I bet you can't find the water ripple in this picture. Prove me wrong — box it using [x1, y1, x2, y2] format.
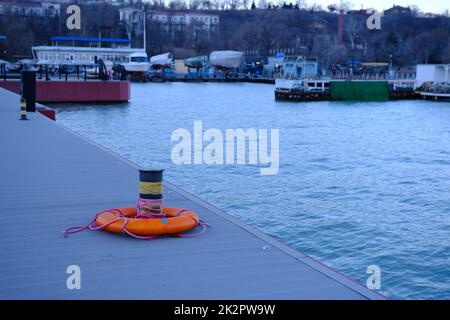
[53, 83, 450, 299]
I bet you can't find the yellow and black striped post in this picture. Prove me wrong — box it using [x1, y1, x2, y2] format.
[20, 98, 27, 120]
[139, 169, 164, 214]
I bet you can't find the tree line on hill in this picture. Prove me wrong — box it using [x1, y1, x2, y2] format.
[0, 1, 449, 67]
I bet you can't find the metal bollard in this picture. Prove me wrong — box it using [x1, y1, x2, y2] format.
[20, 98, 27, 120]
[138, 169, 164, 216]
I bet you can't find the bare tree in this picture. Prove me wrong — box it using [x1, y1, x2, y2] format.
[0, 10, 35, 60]
[344, 15, 365, 50]
[168, 0, 188, 10]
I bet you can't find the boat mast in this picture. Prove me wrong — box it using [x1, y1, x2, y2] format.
[143, 7, 146, 52]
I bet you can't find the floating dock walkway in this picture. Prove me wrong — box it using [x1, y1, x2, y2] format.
[0, 79, 130, 103]
[0, 88, 383, 299]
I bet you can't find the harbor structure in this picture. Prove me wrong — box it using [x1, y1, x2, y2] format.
[415, 64, 450, 101]
[174, 59, 188, 74]
[0, 86, 384, 299]
[32, 36, 149, 80]
[274, 55, 319, 79]
[263, 54, 285, 78]
[275, 78, 417, 102]
[330, 80, 389, 101]
[1, 37, 131, 104]
[32, 36, 142, 66]
[416, 64, 450, 87]
[274, 58, 420, 102]
[0, 79, 130, 103]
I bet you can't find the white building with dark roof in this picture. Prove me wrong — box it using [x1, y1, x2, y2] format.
[0, 0, 61, 17]
[147, 11, 219, 33]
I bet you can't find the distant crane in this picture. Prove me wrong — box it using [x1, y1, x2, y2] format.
[327, 2, 351, 46]
[338, 9, 344, 46]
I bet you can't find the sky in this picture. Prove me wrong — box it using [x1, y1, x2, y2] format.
[306, 0, 449, 14]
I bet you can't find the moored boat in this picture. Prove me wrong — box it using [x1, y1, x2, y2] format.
[209, 51, 243, 69]
[149, 52, 173, 68]
[122, 51, 150, 73]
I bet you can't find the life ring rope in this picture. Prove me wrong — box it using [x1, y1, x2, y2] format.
[136, 198, 166, 218]
[63, 205, 209, 240]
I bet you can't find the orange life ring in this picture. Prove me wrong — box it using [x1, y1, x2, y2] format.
[95, 207, 199, 236]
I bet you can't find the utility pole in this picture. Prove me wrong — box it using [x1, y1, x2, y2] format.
[389, 54, 393, 73]
[143, 7, 146, 51]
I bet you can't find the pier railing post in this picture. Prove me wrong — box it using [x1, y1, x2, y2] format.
[45, 65, 49, 81]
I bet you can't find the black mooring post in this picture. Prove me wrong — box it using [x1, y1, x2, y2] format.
[20, 71, 36, 112]
[139, 169, 164, 200]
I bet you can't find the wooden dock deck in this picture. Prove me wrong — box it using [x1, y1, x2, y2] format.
[0, 87, 383, 299]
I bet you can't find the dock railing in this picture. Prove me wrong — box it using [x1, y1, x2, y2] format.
[329, 71, 416, 81]
[1, 62, 128, 82]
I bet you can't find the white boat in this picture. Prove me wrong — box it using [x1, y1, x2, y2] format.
[32, 37, 146, 68]
[209, 51, 243, 69]
[122, 52, 150, 73]
[150, 52, 173, 68]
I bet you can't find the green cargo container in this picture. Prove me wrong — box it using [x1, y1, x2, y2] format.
[330, 80, 389, 101]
